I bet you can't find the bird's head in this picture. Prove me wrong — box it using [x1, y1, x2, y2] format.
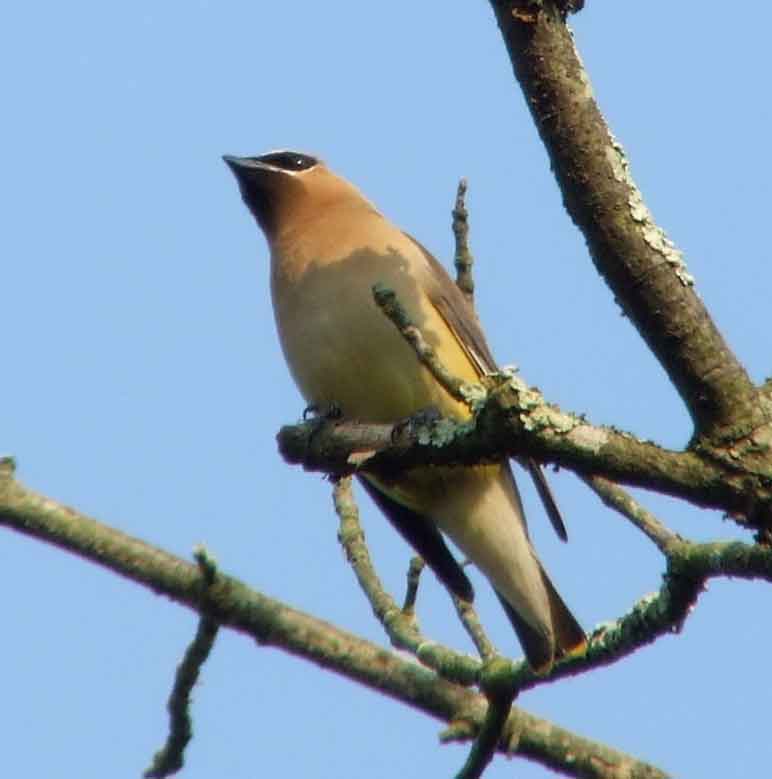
[223, 150, 374, 241]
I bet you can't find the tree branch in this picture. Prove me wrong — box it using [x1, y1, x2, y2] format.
[144, 547, 219, 777]
[333, 475, 480, 685]
[279, 281, 772, 529]
[486, 0, 765, 444]
[336, 477, 511, 777]
[0, 457, 666, 778]
[402, 555, 426, 616]
[276, 382, 772, 527]
[583, 476, 678, 552]
[456, 659, 516, 779]
[507, 537, 772, 692]
[452, 177, 476, 303]
[372, 283, 479, 408]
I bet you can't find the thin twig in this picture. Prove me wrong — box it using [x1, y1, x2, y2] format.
[372, 283, 476, 406]
[0, 460, 674, 776]
[144, 549, 220, 778]
[193, 544, 218, 584]
[332, 477, 480, 685]
[452, 594, 497, 661]
[402, 556, 425, 615]
[452, 177, 475, 303]
[456, 658, 516, 779]
[504, 536, 772, 692]
[584, 476, 678, 553]
[333, 477, 421, 647]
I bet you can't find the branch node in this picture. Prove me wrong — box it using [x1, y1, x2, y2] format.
[439, 717, 477, 744]
[193, 544, 218, 585]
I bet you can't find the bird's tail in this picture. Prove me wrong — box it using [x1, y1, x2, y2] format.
[498, 563, 586, 673]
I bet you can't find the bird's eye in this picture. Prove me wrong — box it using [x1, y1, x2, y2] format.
[257, 151, 318, 172]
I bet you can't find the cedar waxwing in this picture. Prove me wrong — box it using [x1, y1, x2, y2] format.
[223, 150, 586, 672]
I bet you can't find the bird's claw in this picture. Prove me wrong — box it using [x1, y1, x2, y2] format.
[303, 402, 343, 421]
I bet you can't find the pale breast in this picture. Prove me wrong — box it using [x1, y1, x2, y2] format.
[270, 214, 476, 423]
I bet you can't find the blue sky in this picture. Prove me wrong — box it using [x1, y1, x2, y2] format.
[2, 3, 770, 777]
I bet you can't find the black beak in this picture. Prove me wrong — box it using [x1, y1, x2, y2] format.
[222, 155, 277, 232]
[223, 154, 250, 173]
[223, 155, 275, 188]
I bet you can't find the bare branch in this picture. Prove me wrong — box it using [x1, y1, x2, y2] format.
[487, 0, 763, 442]
[372, 283, 476, 407]
[0, 458, 668, 778]
[452, 178, 475, 302]
[332, 477, 480, 686]
[333, 478, 424, 649]
[144, 547, 220, 777]
[508, 538, 772, 692]
[276, 388, 772, 527]
[453, 594, 497, 662]
[456, 659, 516, 779]
[7, 416, 746, 706]
[284, 285, 772, 526]
[442, 704, 670, 779]
[583, 476, 678, 552]
[402, 556, 425, 615]
[145, 606, 218, 775]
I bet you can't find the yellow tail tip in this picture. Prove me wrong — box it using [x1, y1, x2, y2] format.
[561, 637, 588, 661]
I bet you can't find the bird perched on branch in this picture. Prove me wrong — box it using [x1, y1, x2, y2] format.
[224, 150, 586, 672]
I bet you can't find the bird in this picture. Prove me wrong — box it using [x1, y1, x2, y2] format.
[223, 150, 586, 672]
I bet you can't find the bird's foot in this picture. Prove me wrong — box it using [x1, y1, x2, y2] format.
[303, 402, 343, 421]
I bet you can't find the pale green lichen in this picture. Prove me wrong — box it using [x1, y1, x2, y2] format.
[459, 381, 488, 412]
[494, 371, 544, 410]
[606, 133, 629, 184]
[566, 423, 609, 453]
[415, 417, 475, 448]
[528, 406, 577, 435]
[605, 133, 695, 288]
[486, 372, 590, 439]
[571, 34, 596, 101]
[593, 591, 662, 647]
